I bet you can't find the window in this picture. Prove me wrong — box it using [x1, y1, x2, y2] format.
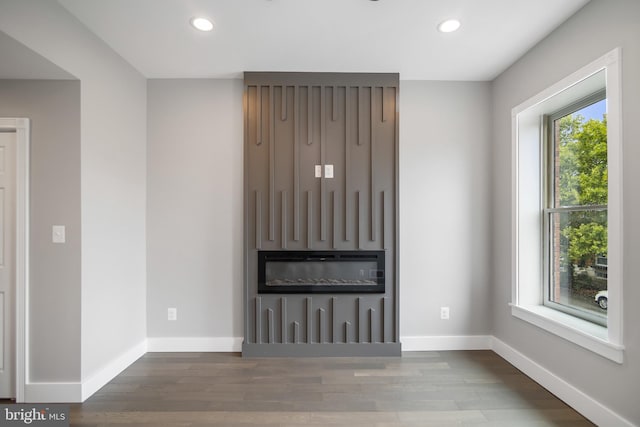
[511, 49, 623, 363]
[544, 93, 607, 326]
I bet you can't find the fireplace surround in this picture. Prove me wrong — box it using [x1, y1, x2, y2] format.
[243, 72, 400, 357]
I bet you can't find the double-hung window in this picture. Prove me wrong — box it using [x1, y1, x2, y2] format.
[544, 92, 607, 326]
[511, 49, 624, 363]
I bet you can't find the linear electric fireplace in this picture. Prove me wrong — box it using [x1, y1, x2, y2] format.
[258, 251, 385, 294]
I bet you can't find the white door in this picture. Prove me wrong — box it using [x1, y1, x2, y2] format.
[0, 131, 16, 399]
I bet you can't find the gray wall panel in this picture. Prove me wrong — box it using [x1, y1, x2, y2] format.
[244, 72, 399, 356]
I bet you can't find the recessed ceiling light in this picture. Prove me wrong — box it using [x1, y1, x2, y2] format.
[437, 19, 461, 33]
[191, 17, 214, 32]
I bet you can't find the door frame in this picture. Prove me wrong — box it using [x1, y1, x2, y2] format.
[0, 118, 29, 402]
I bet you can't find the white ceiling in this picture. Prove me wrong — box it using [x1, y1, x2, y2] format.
[58, 0, 590, 81]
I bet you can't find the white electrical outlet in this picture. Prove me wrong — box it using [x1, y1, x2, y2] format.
[315, 165, 322, 178]
[440, 307, 450, 320]
[168, 307, 177, 321]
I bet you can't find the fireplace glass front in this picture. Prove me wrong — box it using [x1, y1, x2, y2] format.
[258, 250, 385, 294]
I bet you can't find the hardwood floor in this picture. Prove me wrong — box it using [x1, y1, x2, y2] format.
[70, 351, 594, 426]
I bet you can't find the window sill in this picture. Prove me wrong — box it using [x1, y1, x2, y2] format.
[510, 304, 624, 363]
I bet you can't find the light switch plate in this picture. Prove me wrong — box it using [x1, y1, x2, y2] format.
[52, 225, 66, 243]
[325, 164, 334, 178]
[315, 165, 322, 178]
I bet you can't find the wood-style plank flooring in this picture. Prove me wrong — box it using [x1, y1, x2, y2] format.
[70, 351, 594, 426]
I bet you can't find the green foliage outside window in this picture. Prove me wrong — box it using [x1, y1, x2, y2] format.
[557, 114, 607, 267]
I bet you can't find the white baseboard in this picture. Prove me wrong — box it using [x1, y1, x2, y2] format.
[24, 382, 82, 403]
[81, 339, 147, 402]
[401, 335, 492, 351]
[491, 337, 635, 427]
[147, 336, 242, 352]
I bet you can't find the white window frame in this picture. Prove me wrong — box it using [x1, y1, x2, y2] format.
[511, 48, 624, 363]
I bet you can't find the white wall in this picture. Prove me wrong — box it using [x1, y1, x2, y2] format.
[146, 79, 243, 341]
[0, 0, 147, 388]
[491, 0, 640, 424]
[400, 81, 493, 341]
[146, 79, 493, 345]
[0, 80, 81, 382]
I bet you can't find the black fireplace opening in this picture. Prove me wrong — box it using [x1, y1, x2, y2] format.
[258, 250, 385, 294]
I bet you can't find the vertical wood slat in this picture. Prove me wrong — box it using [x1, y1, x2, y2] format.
[332, 86, 338, 121]
[382, 191, 388, 250]
[369, 308, 375, 343]
[320, 86, 326, 241]
[293, 321, 300, 344]
[255, 191, 262, 249]
[332, 191, 337, 249]
[357, 297, 363, 343]
[393, 86, 399, 344]
[256, 85, 262, 145]
[281, 298, 287, 344]
[370, 86, 376, 242]
[307, 85, 312, 145]
[381, 297, 387, 343]
[345, 87, 351, 241]
[255, 297, 262, 344]
[269, 85, 275, 241]
[281, 86, 287, 121]
[319, 308, 325, 343]
[382, 86, 386, 122]
[267, 308, 274, 344]
[307, 191, 313, 249]
[356, 191, 362, 249]
[294, 86, 300, 241]
[306, 297, 313, 343]
[281, 190, 287, 249]
[357, 86, 362, 145]
[332, 297, 337, 344]
[344, 321, 351, 344]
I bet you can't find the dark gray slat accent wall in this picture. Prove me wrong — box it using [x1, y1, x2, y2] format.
[249, 296, 391, 345]
[255, 191, 262, 249]
[281, 191, 287, 249]
[293, 86, 300, 241]
[281, 297, 287, 344]
[293, 321, 300, 344]
[307, 85, 312, 145]
[255, 297, 262, 344]
[267, 308, 274, 343]
[331, 191, 338, 249]
[357, 297, 363, 343]
[344, 322, 350, 343]
[320, 86, 326, 241]
[344, 88, 351, 241]
[281, 86, 287, 121]
[331, 297, 337, 343]
[332, 86, 338, 121]
[370, 87, 376, 242]
[369, 308, 376, 343]
[381, 297, 387, 343]
[357, 86, 363, 146]
[306, 191, 313, 249]
[306, 297, 313, 344]
[243, 72, 399, 357]
[356, 191, 362, 249]
[268, 85, 275, 241]
[318, 308, 325, 343]
[256, 86, 262, 145]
